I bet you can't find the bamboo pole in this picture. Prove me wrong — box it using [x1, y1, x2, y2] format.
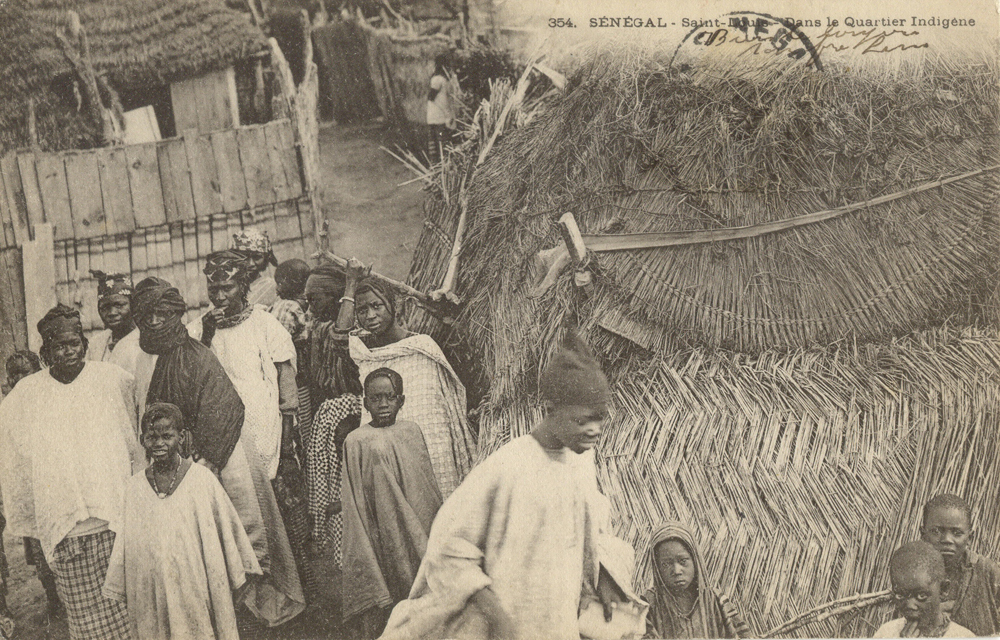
[764, 590, 891, 637]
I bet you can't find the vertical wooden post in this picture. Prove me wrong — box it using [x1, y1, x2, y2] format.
[21, 223, 56, 352]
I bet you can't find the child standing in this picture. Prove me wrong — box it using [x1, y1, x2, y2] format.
[103, 403, 262, 640]
[426, 53, 454, 164]
[341, 368, 442, 639]
[644, 522, 752, 639]
[920, 493, 1000, 636]
[874, 541, 974, 638]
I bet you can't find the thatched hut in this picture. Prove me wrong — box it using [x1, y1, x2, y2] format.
[0, 0, 267, 154]
[405, 53, 1000, 635]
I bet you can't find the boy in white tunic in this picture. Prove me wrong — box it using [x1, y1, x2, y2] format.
[380, 332, 622, 640]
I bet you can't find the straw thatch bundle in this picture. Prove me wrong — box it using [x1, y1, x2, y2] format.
[0, 0, 266, 154]
[402, 52, 1000, 635]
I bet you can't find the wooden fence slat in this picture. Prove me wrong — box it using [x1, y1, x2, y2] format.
[296, 197, 317, 255]
[0, 170, 14, 249]
[0, 247, 28, 361]
[126, 143, 166, 228]
[276, 119, 303, 198]
[210, 130, 247, 213]
[158, 139, 197, 223]
[170, 223, 185, 297]
[67, 240, 81, 309]
[199, 74, 222, 132]
[184, 133, 223, 218]
[226, 212, 243, 248]
[195, 216, 212, 306]
[53, 241, 70, 309]
[170, 78, 202, 134]
[273, 201, 300, 242]
[36, 155, 74, 240]
[153, 226, 172, 283]
[263, 121, 292, 202]
[76, 240, 98, 331]
[182, 221, 202, 309]
[98, 147, 134, 235]
[2, 155, 30, 245]
[211, 214, 230, 252]
[21, 224, 55, 352]
[16, 154, 45, 232]
[131, 230, 148, 284]
[65, 151, 107, 238]
[238, 125, 273, 209]
[115, 234, 131, 275]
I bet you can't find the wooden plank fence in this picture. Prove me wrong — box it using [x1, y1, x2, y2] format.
[0, 118, 317, 335]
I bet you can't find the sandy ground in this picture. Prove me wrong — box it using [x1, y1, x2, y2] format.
[1, 121, 428, 640]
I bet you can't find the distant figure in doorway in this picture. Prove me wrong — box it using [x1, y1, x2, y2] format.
[88, 271, 135, 361]
[426, 53, 455, 164]
[874, 541, 973, 638]
[643, 522, 752, 639]
[920, 493, 1000, 636]
[342, 368, 442, 639]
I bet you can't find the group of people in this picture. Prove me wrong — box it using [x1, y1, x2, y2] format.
[0, 227, 997, 640]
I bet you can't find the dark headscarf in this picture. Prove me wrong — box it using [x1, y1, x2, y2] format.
[204, 250, 257, 285]
[355, 277, 398, 321]
[646, 522, 751, 639]
[539, 330, 611, 408]
[91, 270, 134, 301]
[304, 264, 346, 297]
[37, 303, 82, 342]
[132, 278, 189, 356]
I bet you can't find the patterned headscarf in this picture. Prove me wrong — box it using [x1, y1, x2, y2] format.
[132, 278, 189, 355]
[204, 250, 258, 285]
[90, 270, 133, 301]
[231, 228, 278, 267]
[354, 276, 398, 320]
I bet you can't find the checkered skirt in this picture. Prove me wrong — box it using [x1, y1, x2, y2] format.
[50, 530, 131, 640]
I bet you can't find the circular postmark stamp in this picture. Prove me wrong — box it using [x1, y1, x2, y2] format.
[670, 11, 824, 72]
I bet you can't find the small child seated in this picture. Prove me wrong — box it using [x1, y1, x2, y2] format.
[270, 258, 310, 341]
[103, 403, 262, 640]
[874, 541, 974, 638]
[341, 368, 442, 639]
[644, 522, 752, 639]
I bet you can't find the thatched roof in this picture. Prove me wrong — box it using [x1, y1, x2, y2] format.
[25, 0, 267, 88]
[403, 53, 1000, 634]
[0, 0, 266, 154]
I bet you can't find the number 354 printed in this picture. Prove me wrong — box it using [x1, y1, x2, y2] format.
[548, 17, 577, 27]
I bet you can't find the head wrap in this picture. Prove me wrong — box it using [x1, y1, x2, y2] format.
[90, 270, 133, 301]
[230, 228, 278, 267]
[645, 522, 747, 640]
[204, 250, 257, 285]
[355, 276, 398, 320]
[132, 277, 189, 355]
[37, 304, 83, 342]
[539, 330, 611, 408]
[305, 264, 346, 296]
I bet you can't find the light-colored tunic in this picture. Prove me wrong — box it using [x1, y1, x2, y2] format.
[87, 328, 126, 362]
[349, 333, 474, 498]
[107, 330, 157, 425]
[103, 463, 262, 640]
[873, 617, 974, 638]
[0, 362, 143, 558]
[380, 435, 608, 640]
[188, 307, 296, 479]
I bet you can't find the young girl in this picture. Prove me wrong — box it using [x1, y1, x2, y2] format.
[645, 522, 753, 639]
[103, 403, 262, 640]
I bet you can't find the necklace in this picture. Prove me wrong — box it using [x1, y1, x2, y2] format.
[152, 457, 181, 499]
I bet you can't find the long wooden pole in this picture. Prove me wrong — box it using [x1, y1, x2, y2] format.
[312, 248, 456, 321]
[581, 165, 1000, 253]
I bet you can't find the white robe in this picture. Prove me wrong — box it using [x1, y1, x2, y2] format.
[380, 435, 608, 640]
[0, 362, 143, 557]
[103, 463, 263, 640]
[188, 307, 296, 479]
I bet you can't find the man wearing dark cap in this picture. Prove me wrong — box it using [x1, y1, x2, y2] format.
[88, 271, 135, 362]
[0, 304, 143, 640]
[381, 331, 625, 640]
